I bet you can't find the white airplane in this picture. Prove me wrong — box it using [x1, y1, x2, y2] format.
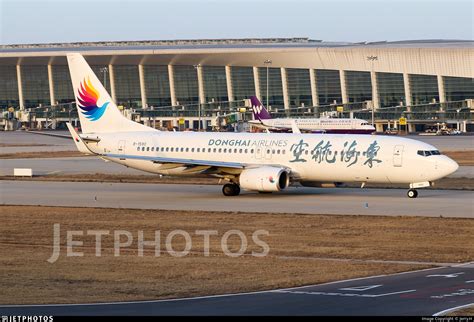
[248, 96, 376, 134]
[66, 53, 458, 198]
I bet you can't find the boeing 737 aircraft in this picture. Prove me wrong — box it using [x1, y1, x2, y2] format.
[248, 96, 376, 134]
[66, 53, 458, 198]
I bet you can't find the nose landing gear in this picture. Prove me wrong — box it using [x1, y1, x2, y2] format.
[407, 189, 418, 198]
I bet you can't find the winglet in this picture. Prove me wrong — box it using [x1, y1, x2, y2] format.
[66, 122, 93, 155]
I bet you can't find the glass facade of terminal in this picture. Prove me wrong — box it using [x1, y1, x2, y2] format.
[286, 68, 312, 107]
[21, 65, 50, 108]
[345, 71, 372, 103]
[231, 66, 255, 102]
[377, 72, 405, 107]
[0, 66, 19, 108]
[143, 65, 171, 107]
[444, 76, 474, 101]
[202, 66, 228, 103]
[2, 62, 473, 112]
[258, 67, 284, 107]
[90, 66, 111, 93]
[113, 65, 142, 107]
[174, 65, 199, 106]
[51, 65, 74, 104]
[410, 74, 439, 105]
[315, 69, 342, 105]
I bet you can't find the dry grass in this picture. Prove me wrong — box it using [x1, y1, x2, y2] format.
[0, 173, 219, 185]
[0, 205, 473, 305]
[447, 305, 474, 316]
[444, 150, 474, 166]
[0, 151, 83, 159]
[0, 143, 52, 147]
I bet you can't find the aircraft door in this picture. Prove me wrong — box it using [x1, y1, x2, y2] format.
[393, 145, 404, 167]
[254, 147, 272, 161]
[254, 147, 263, 160]
[118, 140, 126, 160]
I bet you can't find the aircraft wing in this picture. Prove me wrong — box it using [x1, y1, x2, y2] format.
[102, 153, 294, 178]
[104, 153, 245, 169]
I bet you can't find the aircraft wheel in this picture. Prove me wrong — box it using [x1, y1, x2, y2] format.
[407, 189, 418, 198]
[222, 183, 240, 196]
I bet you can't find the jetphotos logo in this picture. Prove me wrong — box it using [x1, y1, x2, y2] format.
[77, 77, 109, 121]
[47, 224, 270, 263]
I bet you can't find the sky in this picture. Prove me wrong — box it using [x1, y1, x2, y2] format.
[0, 0, 472, 45]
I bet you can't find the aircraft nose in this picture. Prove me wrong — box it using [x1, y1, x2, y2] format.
[438, 156, 459, 177]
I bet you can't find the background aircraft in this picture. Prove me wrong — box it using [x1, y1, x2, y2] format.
[248, 96, 375, 134]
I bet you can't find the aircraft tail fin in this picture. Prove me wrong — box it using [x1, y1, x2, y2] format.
[67, 53, 153, 134]
[250, 96, 272, 121]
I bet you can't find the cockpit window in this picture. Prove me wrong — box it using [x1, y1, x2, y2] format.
[417, 150, 441, 157]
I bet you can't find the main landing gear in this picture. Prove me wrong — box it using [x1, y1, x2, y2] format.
[407, 189, 418, 198]
[222, 183, 240, 196]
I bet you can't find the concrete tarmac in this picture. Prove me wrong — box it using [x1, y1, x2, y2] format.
[1, 264, 473, 316]
[1, 180, 473, 218]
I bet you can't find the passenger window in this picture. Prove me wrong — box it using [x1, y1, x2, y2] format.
[142, 147, 145, 151]
[245, 149, 248, 153]
[166, 147, 169, 152]
[267, 149, 270, 154]
[277, 150, 280, 154]
[161, 147, 164, 152]
[218, 148, 222, 153]
[208, 148, 211, 153]
[250, 149, 254, 154]
[224, 148, 227, 153]
[234, 148, 238, 153]
[137, 147, 140, 151]
[151, 147, 154, 151]
[171, 147, 174, 152]
[213, 148, 216, 153]
[239, 149, 242, 153]
[191, 148, 195, 152]
[197, 148, 200, 152]
[186, 148, 189, 152]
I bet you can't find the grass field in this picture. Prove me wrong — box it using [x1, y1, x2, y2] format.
[1, 205, 473, 305]
[447, 305, 474, 316]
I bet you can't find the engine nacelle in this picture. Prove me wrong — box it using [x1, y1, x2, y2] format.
[239, 166, 289, 192]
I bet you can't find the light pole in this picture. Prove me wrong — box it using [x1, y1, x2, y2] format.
[100, 67, 108, 88]
[367, 55, 378, 127]
[264, 59, 272, 108]
[193, 64, 202, 131]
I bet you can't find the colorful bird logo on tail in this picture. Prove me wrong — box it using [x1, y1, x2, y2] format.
[77, 77, 109, 121]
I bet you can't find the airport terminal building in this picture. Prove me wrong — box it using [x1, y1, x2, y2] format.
[0, 38, 473, 132]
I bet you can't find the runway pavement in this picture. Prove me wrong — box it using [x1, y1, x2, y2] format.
[1, 180, 473, 218]
[1, 264, 473, 316]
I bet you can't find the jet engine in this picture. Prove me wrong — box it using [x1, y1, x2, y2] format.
[239, 166, 289, 192]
